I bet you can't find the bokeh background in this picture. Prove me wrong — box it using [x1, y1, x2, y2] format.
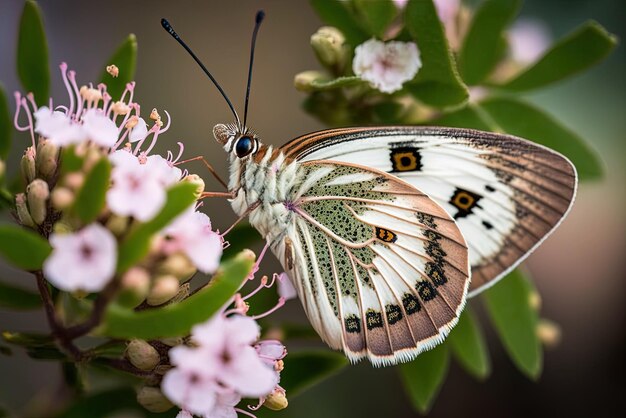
[0, 0, 624, 417]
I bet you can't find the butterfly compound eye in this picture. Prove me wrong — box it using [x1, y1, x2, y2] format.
[235, 136, 255, 158]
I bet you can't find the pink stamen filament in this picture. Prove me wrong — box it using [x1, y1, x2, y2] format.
[241, 275, 276, 302]
[251, 297, 285, 320]
[235, 407, 258, 418]
[67, 70, 83, 120]
[60, 63, 75, 117]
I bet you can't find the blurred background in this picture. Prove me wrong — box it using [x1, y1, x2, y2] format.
[0, 0, 624, 417]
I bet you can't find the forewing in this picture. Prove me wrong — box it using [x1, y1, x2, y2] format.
[281, 127, 577, 296]
[274, 161, 469, 366]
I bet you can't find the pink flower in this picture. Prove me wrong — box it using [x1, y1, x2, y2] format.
[509, 19, 551, 64]
[353, 39, 421, 93]
[277, 272, 297, 301]
[43, 223, 117, 292]
[175, 411, 193, 418]
[255, 340, 287, 368]
[161, 206, 223, 274]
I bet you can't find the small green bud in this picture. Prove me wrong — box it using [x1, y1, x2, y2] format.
[15, 193, 35, 228]
[51, 187, 74, 210]
[52, 221, 74, 234]
[311, 26, 346, 69]
[158, 253, 197, 281]
[36, 139, 59, 180]
[20, 147, 36, 184]
[118, 267, 151, 307]
[136, 386, 174, 413]
[160, 337, 184, 347]
[26, 179, 49, 225]
[264, 389, 288, 411]
[147, 275, 180, 306]
[126, 339, 160, 371]
[294, 71, 327, 92]
[182, 174, 205, 199]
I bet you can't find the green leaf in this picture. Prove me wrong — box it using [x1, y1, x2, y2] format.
[311, 76, 365, 91]
[458, 0, 521, 85]
[499, 21, 617, 91]
[280, 350, 349, 397]
[353, 0, 397, 38]
[223, 223, 262, 259]
[99, 34, 138, 101]
[0, 225, 51, 270]
[0, 281, 41, 310]
[73, 158, 111, 224]
[101, 254, 253, 339]
[448, 308, 491, 380]
[310, 0, 369, 46]
[2, 331, 54, 347]
[405, 0, 469, 107]
[429, 105, 494, 131]
[399, 344, 449, 414]
[0, 84, 11, 160]
[116, 182, 197, 273]
[17, 1, 50, 106]
[483, 269, 542, 379]
[478, 96, 603, 180]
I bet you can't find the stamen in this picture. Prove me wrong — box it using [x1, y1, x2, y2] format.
[67, 70, 83, 120]
[235, 407, 258, 418]
[241, 275, 271, 301]
[251, 297, 285, 320]
[59, 63, 75, 117]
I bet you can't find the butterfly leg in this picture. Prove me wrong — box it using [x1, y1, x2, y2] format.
[176, 155, 229, 190]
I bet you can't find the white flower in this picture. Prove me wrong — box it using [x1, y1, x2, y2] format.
[43, 224, 117, 292]
[161, 206, 223, 274]
[353, 38, 421, 93]
[145, 154, 183, 187]
[129, 117, 149, 142]
[107, 151, 167, 221]
[34, 107, 85, 146]
[509, 19, 551, 64]
[81, 109, 118, 147]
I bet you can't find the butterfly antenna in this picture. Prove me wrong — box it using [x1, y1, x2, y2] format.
[243, 10, 265, 129]
[161, 18, 241, 128]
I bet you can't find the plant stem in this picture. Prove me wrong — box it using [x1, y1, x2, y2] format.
[65, 279, 119, 339]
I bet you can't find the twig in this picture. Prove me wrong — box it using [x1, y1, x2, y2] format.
[65, 279, 119, 339]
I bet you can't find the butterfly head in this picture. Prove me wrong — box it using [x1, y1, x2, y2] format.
[213, 123, 260, 159]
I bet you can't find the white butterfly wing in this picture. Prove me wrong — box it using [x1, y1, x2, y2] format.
[272, 160, 470, 366]
[281, 127, 577, 296]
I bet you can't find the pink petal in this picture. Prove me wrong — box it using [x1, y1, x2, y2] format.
[221, 346, 278, 397]
[161, 369, 217, 416]
[129, 117, 148, 142]
[82, 109, 119, 147]
[225, 315, 261, 346]
[255, 340, 287, 362]
[277, 272, 297, 301]
[185, 231, 223, 274]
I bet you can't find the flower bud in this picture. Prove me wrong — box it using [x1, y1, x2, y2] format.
[36, 139, 59, 180]
[528, 289, 542, 311]
[294, 71, 326, 92]
[537, 319, 562, 349]
[126, 339, 160, 371]
[21, 147, 36, 184]
[158, 253, 197, 281]
[26, 179, 49, 224]
[15, 193, 35, 228]
[118, 267, 151, 307]
[264, 389, 288, 411]
[182, 174, 205, 199]
[147, 275, 180, 306]
[160, 337, 183, 347]
[51, 187, 74, 210]
[136, 386, 174, 413]
[52, 221, 74, 234]
[311, 26, 346, 69]
[64, 172, 85, 190]
[106, 214, 129, 237]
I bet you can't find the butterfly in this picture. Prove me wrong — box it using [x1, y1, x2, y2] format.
[161, 13, 577, 366]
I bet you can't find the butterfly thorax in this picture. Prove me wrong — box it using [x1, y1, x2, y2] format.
[229, 145, 301, 245]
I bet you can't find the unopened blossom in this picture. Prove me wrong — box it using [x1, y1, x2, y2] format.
[161, 206, 223, 274]
[509, 19, 551, 64]
[43, 223, 117, 292]
[353, 39, 421, 93]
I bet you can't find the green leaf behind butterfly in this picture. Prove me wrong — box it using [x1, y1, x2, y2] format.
[0, 225, 52, 270]
[0, 280, 42, 310]
[404, 0, 469, 107]
[116, 182, 198, 273]
[309, 0, 369, 46]
[101, 254, 253, 339]
[73, 158, 111, 224]
[448, 307, 491, 380]
[99, 34, 138, 101]
[399, 344, 450, 414]
[222, 223, 262, 259]
[429, 105, 494, 131]
[352, 0, 397, 38]
[0, 84, 11, 160]
[498, 21, 618, 92]
[17, 0, 50, 106]
[458, 0, 521, 85]
[483, 269, 542, 380]
[280, 350, 350, 398]
[478, 96, 603, 180]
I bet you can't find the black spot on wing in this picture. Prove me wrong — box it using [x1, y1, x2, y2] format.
[389, 146, 422, 172]
[449, 188, 483, 219]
